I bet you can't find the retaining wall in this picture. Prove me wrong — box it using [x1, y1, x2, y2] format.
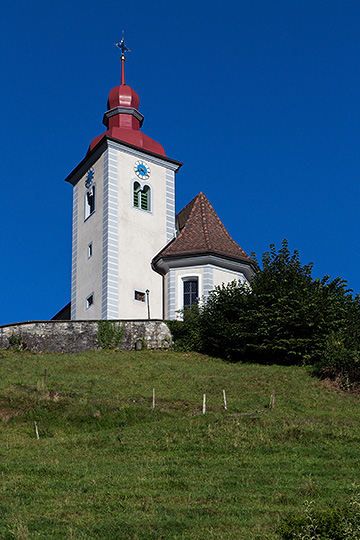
[0, 320, 172, 353]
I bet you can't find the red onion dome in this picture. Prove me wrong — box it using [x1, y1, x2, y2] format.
[107, 84, 140, 110]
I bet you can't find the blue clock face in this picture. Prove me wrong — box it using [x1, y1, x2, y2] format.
[134, 160, 151, 179]
[85, 167, 95, 188]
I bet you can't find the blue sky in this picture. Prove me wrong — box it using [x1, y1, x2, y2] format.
[1, 0, 360, 325]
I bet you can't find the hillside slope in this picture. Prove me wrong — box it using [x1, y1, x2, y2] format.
[0, 350, 359, 539]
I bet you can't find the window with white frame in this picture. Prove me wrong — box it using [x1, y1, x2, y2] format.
[86, 293, 94, 310]
[133, 181, 151, 212]
[85, 185, 95, 220]
[88, 242, 93, 259]
[134, 290, 146, 302]
[183, 279, 198, 309]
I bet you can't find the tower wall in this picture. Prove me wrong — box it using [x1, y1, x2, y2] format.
[72, 154, 105, 319]
[115, 146, 170, 319]
[70, 139, 177, 320]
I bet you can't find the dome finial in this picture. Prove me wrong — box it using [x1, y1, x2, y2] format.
[115, 31, 130, 85]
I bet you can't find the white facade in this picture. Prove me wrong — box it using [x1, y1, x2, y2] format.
[68, 137, 180, 320]
[162, 258, 253, 320]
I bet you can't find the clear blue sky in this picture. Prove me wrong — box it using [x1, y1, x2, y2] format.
[1, 0, 360, 325]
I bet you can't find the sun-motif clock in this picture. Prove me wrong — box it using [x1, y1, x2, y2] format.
[134, 160, 151, 180]
[85, 167, 95, 188]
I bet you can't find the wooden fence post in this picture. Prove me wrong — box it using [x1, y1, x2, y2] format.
[270, 391, 275, 408]
[223, 389, 227, 410]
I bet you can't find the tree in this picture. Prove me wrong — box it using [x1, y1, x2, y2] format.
[194, 240, 360, 381]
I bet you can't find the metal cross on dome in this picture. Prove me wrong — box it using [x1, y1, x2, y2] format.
[115, 32, 130, 57]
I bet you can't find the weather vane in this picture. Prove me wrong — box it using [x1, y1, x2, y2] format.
[115, 31, 130, 84]
[115, 31, 130, 58]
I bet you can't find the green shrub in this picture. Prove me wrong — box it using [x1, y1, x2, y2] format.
[314, 333, 360, 389]
[278, 492, 360, 539]
[97, 321, 124, 349]
[169, 240, 360, 383]
[167, 307, 203, 352]
[8, 333, 25, 351]
[200, 241, 356, 366]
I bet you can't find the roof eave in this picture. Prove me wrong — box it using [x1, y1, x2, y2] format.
[65, 135, 183, 186]
[153, 252, 257, 281]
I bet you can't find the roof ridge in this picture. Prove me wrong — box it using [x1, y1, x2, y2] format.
[177, 193, 201, 238]
[152, 192, 254, 267]
[199, 193, 212, 250]
[176, 193, 198, 233]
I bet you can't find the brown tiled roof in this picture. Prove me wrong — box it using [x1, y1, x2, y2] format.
[153, 192, 253, 264]
[176, 196, 196, 232]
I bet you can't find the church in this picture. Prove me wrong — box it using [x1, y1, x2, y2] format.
[56, 39, 256, 321]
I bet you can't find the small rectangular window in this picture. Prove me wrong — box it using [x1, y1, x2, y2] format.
[134, 290, 146, 302]
[85, 185, 95, 220]
[86, 293, 94, 310]
[88, 242, 93, 258]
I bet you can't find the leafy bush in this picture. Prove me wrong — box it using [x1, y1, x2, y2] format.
[278, 493, 360, 539]
[8, 333, 25, 351]
[198, 240, 358, 367]
[170, 240, 360, 382]
[97, 321, 124, 349]
[167, 307, 203, 352]
[315, 333, 360, 389]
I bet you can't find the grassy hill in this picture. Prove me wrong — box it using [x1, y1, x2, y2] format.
[0, 349, 359, 539]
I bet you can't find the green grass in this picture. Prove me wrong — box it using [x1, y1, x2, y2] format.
[0, 349, 359, 539]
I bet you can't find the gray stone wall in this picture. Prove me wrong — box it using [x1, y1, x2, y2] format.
[0, 320, 172, 353]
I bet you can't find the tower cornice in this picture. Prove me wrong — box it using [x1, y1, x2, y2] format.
[65, 135, 183, 186]
[103, 106, 144, 128]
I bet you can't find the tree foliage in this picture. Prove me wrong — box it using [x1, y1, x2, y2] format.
[173, 240, 360, 383]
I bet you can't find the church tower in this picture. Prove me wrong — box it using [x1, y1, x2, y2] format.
[65, 38, 182, 320]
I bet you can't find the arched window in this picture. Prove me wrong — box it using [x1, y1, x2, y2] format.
[133, 182, 151, 212]
[85, 185, 95, 220]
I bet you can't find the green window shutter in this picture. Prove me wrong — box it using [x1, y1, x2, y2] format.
[134, 183, 150, 211]
[133, 184, 140, 207]
[141, 190, 149, 210]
